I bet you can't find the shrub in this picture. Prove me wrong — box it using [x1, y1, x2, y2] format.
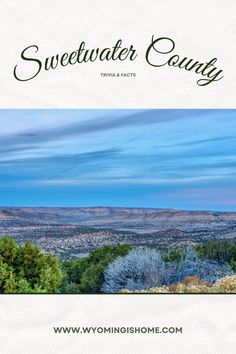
[102, 248, 173, 293]
[168, 276, 210, 292]
[61, 244, 131, 293]
[214, 275, 236, 293]
[171, 247, 233, 284]
[103, 246, 233, 293]
[0, 236, 63, 293]
[196, 240, 236, 271]
[120, 286, 170, 294]
[121, 275, 236, 294]
[162, 249, 181, 263]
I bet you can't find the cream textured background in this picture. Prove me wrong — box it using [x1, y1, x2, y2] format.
[1, 295, 236, 354]
[0, 1, 236, 353]
[0, 0, 236, 107]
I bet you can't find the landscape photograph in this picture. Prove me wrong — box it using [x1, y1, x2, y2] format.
[0, 109, 236, 293]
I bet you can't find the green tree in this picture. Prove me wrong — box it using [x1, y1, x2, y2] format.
[0, 236, 63, 293]
[17, 279, 32, 293]
[61, 244, 131, 293]
[162, 249, 181, 263]
[0, 237, 17, 264]
[0, 260, 10, 288]
[195, 240, 236, 271]
[4, 272, 17, 293]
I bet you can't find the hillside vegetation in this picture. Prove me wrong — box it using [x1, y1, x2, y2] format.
[0, 236, 235, 293]
[0, 236, 62, 293]
[121, 275, 236, 293]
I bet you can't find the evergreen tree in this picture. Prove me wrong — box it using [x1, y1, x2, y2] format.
[0, 236, 63, 293]
[61, 244, 131, 293]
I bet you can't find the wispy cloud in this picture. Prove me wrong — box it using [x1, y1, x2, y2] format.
[0, 109, 236, 210]
[0, 109, 221, 156]
[156, 136, 235, 149]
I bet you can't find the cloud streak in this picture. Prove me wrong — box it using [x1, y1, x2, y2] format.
[0, 109, 217, 154]
[0, 109, 236, 210]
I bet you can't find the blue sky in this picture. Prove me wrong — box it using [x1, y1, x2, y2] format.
[0, 109, 235, 210]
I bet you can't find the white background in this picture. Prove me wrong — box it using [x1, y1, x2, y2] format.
[1, 0, 236, 108]
[1, 295, 235, 354]
[0, 1, 236, 353]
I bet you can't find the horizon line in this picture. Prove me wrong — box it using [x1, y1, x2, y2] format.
[0, 205, 235, 213]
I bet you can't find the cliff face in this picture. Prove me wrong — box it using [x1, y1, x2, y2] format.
[0, 207, 236, 232]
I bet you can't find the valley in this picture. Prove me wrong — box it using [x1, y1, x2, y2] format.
[0, 207, 236, 259]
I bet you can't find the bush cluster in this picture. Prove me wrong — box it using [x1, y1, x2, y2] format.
[121, 275, 236, 294]
[0, 236, 63, 293]
[60, 244, 131, 293]
[196, 240, 236, 271]
[0, 236, 236, 294]
[102, 247, 233, 293]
